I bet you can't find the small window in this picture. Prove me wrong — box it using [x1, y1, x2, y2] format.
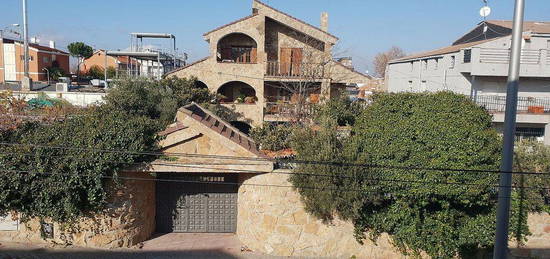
[463, 49, 472, 63]
[434, 59, 439, 70]
[450, 56, 456, 69]
[422, 59, 428, 70]
[547, 40, 550, 49]
[409, 61, 414, 72]
[421, 80, 427, 91]
[408, 80, 413, 91]
[20, 55, 34, 61]
[43, 56, 49, 63]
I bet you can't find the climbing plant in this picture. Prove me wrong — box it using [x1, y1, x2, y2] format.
[0, 106, 160, 222]
[290, 92, 513, 258]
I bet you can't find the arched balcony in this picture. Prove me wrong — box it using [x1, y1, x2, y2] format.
[217, 33, 258, 64]
[217, 81, 257, 104]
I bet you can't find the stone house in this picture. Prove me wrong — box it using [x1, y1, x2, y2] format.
[166, 0, 371, 127]
[386, 20, 550, 144]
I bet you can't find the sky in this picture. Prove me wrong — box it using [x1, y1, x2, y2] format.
[1, 0, 549, 74]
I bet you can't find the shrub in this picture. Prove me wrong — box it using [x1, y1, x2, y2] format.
[290, 92, 505, 258]
[104, 77, 213, 126]
[87, 65, 104, 79]
[0, 107, 160, 222]
[250, 122, 298, 151]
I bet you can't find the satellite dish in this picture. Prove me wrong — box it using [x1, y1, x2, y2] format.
[480, 6, 491, 17]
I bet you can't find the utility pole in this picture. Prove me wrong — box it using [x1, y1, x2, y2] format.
[21, 0, 33, 91]
[493, 0, 525, 258]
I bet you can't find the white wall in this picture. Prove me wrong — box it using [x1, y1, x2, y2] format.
[11, 91, 105, 107]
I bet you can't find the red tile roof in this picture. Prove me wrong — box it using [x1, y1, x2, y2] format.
[253, 0, 338, 40]
[486, 20, 550, 34]
[179, 103, 265, 157]
[158, 122, 187, 136]
[391, 37, 503, 63]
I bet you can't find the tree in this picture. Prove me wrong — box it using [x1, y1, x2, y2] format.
[372, 46, 405, 78]
[290, 92, 510, 258]
[67, 42, 93, 82]
[264, 31, 354, 122]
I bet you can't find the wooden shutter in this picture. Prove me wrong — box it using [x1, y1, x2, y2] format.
[291, 48, 303, 76]
[250, 48, 257, 63]
[280, 48, 292, 76]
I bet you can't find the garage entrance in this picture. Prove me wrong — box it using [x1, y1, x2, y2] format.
[156, 173, 238, 233]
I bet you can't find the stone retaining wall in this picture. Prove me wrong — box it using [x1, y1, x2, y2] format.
[237, 172, 550, 258]
[237, 172, 408, 258]
[0, 171, 155, 248]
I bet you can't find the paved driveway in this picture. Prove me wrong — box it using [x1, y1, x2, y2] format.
[0, 233, 297, 259]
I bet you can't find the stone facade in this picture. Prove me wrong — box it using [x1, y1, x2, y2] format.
[167, 0, 371, 126]
[0, 171, 156, 248]
[237, 171, 550, 258]
[237, 172, 407, 258]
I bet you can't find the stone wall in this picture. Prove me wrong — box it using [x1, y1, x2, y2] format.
[0, 171, 156, 248]
[237, 172, 408, 258]
[237, 172, 550, 258]
[510, 212, 550, 258]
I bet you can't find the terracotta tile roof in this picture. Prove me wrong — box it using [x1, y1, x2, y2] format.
[203, 14, 258, 36]
[158, 122, 187, 136]
[486, 20, 550, 34]
[179, 102, 265, 157]
[164, 57, 209, 77]
[390, 37, 504, 63]
[30, 43, 69, 54]
[8, 40, 68, 55]
[253, 0, 338, 41]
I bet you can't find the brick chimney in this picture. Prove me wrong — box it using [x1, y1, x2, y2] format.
[320, 12, 329, 32]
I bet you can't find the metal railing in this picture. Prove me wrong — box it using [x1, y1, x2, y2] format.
[264, 102, 314, 117]
[265, 61, 325, 78]
[478, 48, 543, 65]
[473, 95, 550, 113]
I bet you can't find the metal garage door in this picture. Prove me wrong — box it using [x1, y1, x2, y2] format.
[156, 173, 238, 233]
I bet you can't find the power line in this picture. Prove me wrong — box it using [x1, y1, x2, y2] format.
[2, 142, 550, 176]
[2, 152, 549, 191]
[0, 169, 526, 200]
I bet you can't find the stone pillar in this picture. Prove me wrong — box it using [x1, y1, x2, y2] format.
[320, 12, 329, 32]
[320, 79, 331, 103]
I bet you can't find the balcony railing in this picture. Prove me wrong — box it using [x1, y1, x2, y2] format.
[478, 48, 543, 65]
[473, 95, 550, 113]
[264, 102, 315, 117]
[265, 61, 325, 78]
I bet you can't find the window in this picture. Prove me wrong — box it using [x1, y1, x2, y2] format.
[408, 80, 413, 91]
[20, 55, 34, 61]
[463, 49, 472, 63]
[422, 59, 428, 70]
[409, 61, 414, 72]
[421, 80, 427, 91]
[547, 40, 550, 49]
[434, 58, 439, 70]
[43, 56, 49, 63]
[450, 56, 456, 69]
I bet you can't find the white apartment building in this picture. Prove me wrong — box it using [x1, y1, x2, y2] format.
[386, 20, 550, 144]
